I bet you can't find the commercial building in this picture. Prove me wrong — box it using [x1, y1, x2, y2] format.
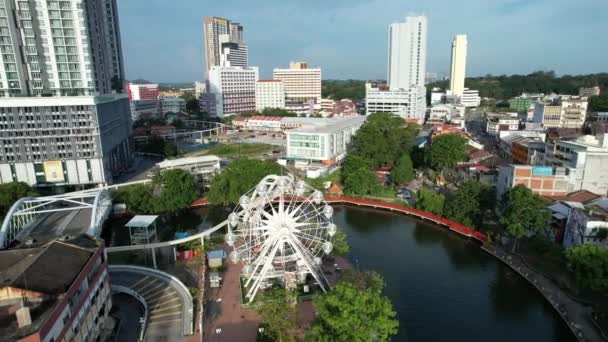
[449, 35, 467, 97]
[429, 104, 454, 123]
[203, 16, 245, 75]
[562, 198, 608, 249]
[160, 97, 186, 115]
[533, 96, 589, 128]
[0, 96, 132, 188]
[273, 62, 321, 113]
[365, 84, 426, 123]
[207, 66, 259, 118]
[194, 81, 206, 98]
[0, 0, 124, 97]
[157, 155, 220, 185]
[509, 96, 534, 112]
[460, 88, 481, 107]
[579, 86, 600, 97]
[498, 135, 545, 164]
[332, 99, 357, 116]
[496, 165, 570, 200]
[430, 88, 446, 105]
[255, 80, 285, 111]
[286, 116, 367, 163]
[387, 16, 427, 90]
[127, 83, 160, 120]
[218, 33, 248, 68]
[485, 112, 519, 136]
[544, 134, 608, 195]
[245, 116, 283, 132]
[0, 235, 111, 342]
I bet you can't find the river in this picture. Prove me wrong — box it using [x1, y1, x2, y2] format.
[332, 205, 575, 342]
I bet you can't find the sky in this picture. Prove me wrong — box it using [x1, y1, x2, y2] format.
[117, 0, 607, 83]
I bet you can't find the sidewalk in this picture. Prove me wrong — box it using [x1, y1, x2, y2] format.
[483, 244, 605, 342]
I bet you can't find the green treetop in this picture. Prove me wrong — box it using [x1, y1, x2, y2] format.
[500, 185, 550, 251]
[415, 188, 445, 216]
[566, 244, 608, 292]
[391, 154, 414, 185]
[429, 133, 468, 170]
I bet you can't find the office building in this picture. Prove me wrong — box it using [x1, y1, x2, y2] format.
[0, 0, 125, 97]
[0, 235, 111, 342]
[203, 16, 245, 75]
[563, 198, 608, 249]
[286, 116, 367, 163]
[273, 62, 321, 112]
[194, 81, 206, 98]
[160, 97, 186, 115]
[255, 80, 285, 111]
[157, 155, 221, 185]
[0, 96, 132, 187]
[579, 86, 600, 97]
[449, 34, 467, 97]
[127, 83, 160, 120]
[496, 165, 570, 200]
[544, 134, 608, 195]
[533, 96, 589, 128]
[485, 112, 519, 136]
[460, 88, 481, 107]
[207, 66, 258, 118]
[387, 16, 427, 90]
[127, 83, 160, 101]
[430, 88, 446, 105]
[218, 34, 248, 67]
[365, 83, 426, 123]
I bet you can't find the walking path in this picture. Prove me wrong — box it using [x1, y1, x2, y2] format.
[483, 245, 603, 342]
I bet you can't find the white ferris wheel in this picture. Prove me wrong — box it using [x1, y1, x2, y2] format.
[225, 174, 336, 302]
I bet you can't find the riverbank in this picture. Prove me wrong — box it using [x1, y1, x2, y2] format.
[191, 196, 604, 341]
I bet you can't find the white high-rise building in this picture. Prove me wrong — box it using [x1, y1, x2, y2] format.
[207, 66, 259, 118]
[273, 62, 321, 113]
[203, 16, 246, 76]
[218, 33, 248, 68]
[0, 0, 125, 97]
[449, 34, 467, 97]
[387, 16, 427, 90]
[367, 15, 427, 122]
[256, 80, 285, 111]
[365, 83, 426, 123]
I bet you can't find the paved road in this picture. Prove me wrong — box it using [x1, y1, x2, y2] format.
[112, 293, 145, 342]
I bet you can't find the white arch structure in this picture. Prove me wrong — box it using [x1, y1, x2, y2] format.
[0, 190, 112, 249]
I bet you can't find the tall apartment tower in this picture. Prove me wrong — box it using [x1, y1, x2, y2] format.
[0, 0, 125, 97]
[387, 15, 427, 90]
[449, 34, 467, 97]
[203, 16, 247, 75]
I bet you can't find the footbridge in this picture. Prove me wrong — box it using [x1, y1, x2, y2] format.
[0, 189, 112, 248]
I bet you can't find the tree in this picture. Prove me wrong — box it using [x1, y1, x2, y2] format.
[331, 228, 349, 256]
[343, 167, 378, 197]
[429, 134, 468, 170]
[308, 280, 398, 342]
[256, 288, 297, 342]
[186, 98, 199, 113]
[341, 154, 371, 180]
[349, 112, 418, 168]
[321, 80, 366, 102]
[0, 182, 36, 219]
[500, 185, 551, 252]
[340, 270, 384, 292]
[589, 95, 608, 112]
[163, 141, 178, 157]
[566, 244, 608, 292]
[114, 184, 156, 214]
[207, 159, 284, 205]
[261, 107, 297, 117]
[444, 181, 494, 228]
[153, 169, 198, 213]
[391, 154, 414, 185]
[415, 188, 445, 216]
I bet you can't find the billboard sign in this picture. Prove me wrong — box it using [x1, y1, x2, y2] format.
[43, 160, 65, 183]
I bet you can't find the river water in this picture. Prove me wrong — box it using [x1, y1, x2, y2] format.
[332, 206, 575, 342]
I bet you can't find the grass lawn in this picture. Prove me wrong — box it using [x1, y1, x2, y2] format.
[186, 143, 274, 158]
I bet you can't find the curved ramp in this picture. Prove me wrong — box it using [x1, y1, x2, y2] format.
[109, 265, 193, 341]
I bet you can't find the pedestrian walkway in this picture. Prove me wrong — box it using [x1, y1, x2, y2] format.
[483, 245, 604, 342]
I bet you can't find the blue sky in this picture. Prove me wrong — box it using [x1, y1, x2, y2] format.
[117, 0, 607, 82]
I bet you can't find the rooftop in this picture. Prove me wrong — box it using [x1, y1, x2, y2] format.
[287, 116, 367, 134]
[544, 190, 603, 204]
[0, 235, 100, 340]
[125, 215, 160, 228]
[157, 155, 220, 169]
